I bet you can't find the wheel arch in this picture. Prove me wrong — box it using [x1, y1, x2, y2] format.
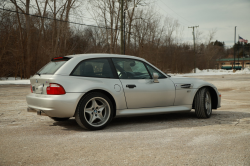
[74, 89, 117, 117]
[192, 86, 218, 109]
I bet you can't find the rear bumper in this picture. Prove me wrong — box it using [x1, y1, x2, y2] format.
[26, 93, 84, 117]
[27, 107, 47, 116]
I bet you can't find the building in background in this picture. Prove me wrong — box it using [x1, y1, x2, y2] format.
[217, 55, 250, 70]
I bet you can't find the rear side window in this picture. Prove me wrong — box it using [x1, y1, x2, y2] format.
[71, 58, 115, 78]
[37, 61, 67, 75]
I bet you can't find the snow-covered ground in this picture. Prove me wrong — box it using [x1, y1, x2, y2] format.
[0, 68, 250, 84]
[170, 68, 250, 76]
[0, 77, 30, 84]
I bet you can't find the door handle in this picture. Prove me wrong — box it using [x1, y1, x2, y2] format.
[126, 84, 136, 88]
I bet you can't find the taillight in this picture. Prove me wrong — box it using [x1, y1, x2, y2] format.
[30, 85, 33, 93]
[46, 83, 66, 95]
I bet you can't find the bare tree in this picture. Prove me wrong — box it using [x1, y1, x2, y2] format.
[87, 0, 122, 53]
[0, 0, 225, 79]
[201, 28, 220, 68]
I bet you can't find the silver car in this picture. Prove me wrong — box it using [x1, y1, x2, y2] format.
[26, 54, 221, 130]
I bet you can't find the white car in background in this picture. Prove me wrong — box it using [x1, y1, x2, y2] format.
[26, 54, 221, 130]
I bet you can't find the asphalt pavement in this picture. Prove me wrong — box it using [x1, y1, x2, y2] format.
[0, 74, 249, 166]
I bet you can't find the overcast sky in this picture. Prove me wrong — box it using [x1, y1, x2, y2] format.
[155, 0, 250, 47]
[25, 0, 250, 47]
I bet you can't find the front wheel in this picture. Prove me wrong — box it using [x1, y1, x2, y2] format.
[194, 88, 212, 118]
[75, 92, 114, 130]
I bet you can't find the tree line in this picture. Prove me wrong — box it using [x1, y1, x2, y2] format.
[0, 0, 229, 79]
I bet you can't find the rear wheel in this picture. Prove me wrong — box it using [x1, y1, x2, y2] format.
[75, 92, 114, 130]
[194, 88, 212, 118]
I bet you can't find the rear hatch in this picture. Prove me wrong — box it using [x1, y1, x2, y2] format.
[30, 57, 71, 94]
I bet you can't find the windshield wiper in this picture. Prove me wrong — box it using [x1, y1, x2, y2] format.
[36, 72, 41, 76]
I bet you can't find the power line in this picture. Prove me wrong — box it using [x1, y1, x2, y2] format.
[155, 3, 189, 27]
[27, 3, 95, 20]
[28, 2, 164, 38]
[27, 3, 136, 28]
[0, 7, 160, 46]
[159, 0, 195, 25]
[0, 8, 118, 31]
[27, 3, 97, 23]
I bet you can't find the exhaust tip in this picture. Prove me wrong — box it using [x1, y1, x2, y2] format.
[27, 107, 36, 113]
[37, 110, 47, 116]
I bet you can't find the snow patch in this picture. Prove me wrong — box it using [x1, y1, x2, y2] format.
[0, 77, 30, 84]
[169, 68, 250, 76]
[1, 68, 250, 84]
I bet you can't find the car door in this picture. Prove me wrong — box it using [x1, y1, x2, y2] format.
[70, 58, 127, 110]
[112, 58, 175, 109]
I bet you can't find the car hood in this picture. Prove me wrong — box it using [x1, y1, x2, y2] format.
[169, 76, 216, 89]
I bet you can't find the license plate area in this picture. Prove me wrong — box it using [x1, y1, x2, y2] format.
[35, 83, 44, 94]
[32, 86, 35, 92]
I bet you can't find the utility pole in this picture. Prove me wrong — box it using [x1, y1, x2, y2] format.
[123, 1, 137, 55]
[234, 26, 236, 70]
[238, 35, 239, 70]
[243, 43, 245, 69]
[243, 42, 245, 69]
[124, 9, 126, 55]
[189, 25, 199, 73]
[120, 0, 124, 55]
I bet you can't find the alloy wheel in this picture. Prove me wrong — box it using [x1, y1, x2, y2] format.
[84, 97, 111, 127]
[205, 91, 212, 115]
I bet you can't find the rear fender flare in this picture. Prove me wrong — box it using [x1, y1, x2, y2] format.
[74, 89, 117, 117]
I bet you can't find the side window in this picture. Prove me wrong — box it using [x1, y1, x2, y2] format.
[112, 58, 151, 79]
[71, 58, 115, 78]
[146, 64, 166, 79]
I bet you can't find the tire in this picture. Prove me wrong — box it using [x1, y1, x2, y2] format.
[194, 87, 212, 118]
[75, 92, 114, 130]
[50, 117, 70, 121]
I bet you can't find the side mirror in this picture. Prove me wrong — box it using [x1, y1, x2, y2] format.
[153, 73, 159, 83]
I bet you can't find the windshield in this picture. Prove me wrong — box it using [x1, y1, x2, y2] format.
[37, 61, 66, 75]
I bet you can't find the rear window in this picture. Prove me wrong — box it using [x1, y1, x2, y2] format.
[37, 61, 67, 75]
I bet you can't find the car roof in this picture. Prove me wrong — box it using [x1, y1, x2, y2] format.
[56, 53, 169, 77]
[65, 53, 145, 61]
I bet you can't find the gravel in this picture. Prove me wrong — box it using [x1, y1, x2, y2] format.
[0, 75, 249, 166]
